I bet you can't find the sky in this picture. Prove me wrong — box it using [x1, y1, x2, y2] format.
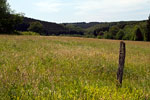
[7, 0, 150, 23]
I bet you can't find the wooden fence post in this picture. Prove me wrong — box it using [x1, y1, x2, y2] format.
[117, 41, 126, 87]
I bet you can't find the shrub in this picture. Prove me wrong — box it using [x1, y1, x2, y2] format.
[28, 21, 43, 34]
[104, 32, 113, 39]
[85, 33, 96, 38]
[97, 35, 102, 39]
[20, 31, 40, 35]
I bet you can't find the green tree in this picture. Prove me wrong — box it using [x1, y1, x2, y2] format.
[132, 26, 143, 41]
[123, 25, 134, 40]
[0, 0, 10, 15]
[145, 15, 150, 41]
[0, 0, 10, 33]
[116, 30, 124, 40]
[109, 26, 120, 39]
[28, 21, 43, 34]
[0, 0, 23, 33]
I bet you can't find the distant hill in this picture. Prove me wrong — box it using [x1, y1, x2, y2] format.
[65, 20, 146, 29]
[15, 17, 147, 39]
[63, 22, 100, 29]
[16, 17, 66, 35]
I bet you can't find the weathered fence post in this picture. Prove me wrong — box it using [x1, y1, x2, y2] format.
[117, 41, 126, 87]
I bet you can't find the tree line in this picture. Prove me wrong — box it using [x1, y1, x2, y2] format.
[85, 18, 150, 41]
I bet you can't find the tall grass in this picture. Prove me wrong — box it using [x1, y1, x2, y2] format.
[0, 35, 150, 100]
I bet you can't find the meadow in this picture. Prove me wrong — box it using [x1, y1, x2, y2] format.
[0, 35, 150, 100]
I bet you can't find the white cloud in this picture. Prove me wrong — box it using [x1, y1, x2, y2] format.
[27, 0, 150, 22]
[74, 0, 149, 15]
[34, 0, 63, 13]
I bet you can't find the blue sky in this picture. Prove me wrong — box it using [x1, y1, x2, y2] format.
[8, 0, 150, 23]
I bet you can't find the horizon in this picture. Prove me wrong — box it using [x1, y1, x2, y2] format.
[25, 16, 147, 24]
[8, 0, 150, 23]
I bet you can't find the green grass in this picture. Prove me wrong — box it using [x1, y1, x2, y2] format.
[0, 35, 150, 100]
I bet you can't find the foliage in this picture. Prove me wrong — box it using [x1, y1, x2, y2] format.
[0, 0, 10, 16]
[85, 23, 110, 37]
[145, 15, 150, 41]
[138, 22, 148, 41]
[97, 35, 102, 39]
[122, 25, 134, 40]
[15, 16, 150, 41]
[85, 33, 96, 38]
[109, 26, 120, 39]
[104, 32, 113, 39]
[83, 19, 149, 41]
[63, 24, 84, 35]
[132, 26, 143, 41]
[0, 0, 23, 33]
[19, 31, 40, 35]
[27, 21, 43, 34]
[116, 30, 125, 40]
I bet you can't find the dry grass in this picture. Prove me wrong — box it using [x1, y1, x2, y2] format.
[0, 35, 150, 100]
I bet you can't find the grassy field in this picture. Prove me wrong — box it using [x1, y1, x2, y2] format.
[0, 35, 150, 100]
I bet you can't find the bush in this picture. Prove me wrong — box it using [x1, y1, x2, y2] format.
[97, 35, 102, 39]
[84, 33, 96, 38]
[20, 31, 40, 35]
[104, 32, 113, 39]
[28, 21, 43, 34]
